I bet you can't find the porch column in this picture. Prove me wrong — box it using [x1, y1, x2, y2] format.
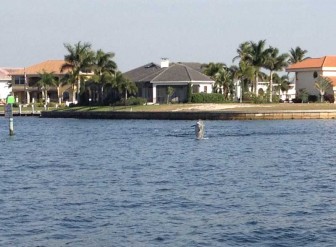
[153, 84, 157, 103]
[26, 91, 31, 104]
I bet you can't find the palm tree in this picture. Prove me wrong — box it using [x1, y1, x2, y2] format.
[273, 73, 291, 100]
[249, 40, 269, 94]
[232, 41, 252, 63]
[114, 72, 138, 101]
[203, 62, 226, 78]
[92, 49, 117, 104]
[315, 76, 332, 102]
[61, 41, 94, 104]
[36, 70, 56, 105]
[214, 68, 234, 100]
[231, 62, 255, 103]
[264, 47, 289, 102]
[289, 46, 308, 64]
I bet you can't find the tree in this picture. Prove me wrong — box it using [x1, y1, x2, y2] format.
[214, 68, 234, 100]
[36, 70, 56, 105]
[203, 62, 226, 77]
[114, 72, 138, 102]
[289, 46, 308, 64]
[249, 40, 269, 94]
[315, 76, 332, 102]
[91, 49, 117, 104]
[231, 62, 255, 103]
[264, 47, 289, 102]
[232, 42, 252, 63]
[167, 86, 174, 104]
[203, 63, 234, 99]
[61, 41, 94, 104]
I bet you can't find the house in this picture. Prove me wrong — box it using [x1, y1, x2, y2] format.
[10, 60, 75, 104]
[0, 68, 19, 103]
[286, 56, 336, 99]
[124, 59, 215, 103]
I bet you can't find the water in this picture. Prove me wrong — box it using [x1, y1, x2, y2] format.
[1, 117, 336, 246]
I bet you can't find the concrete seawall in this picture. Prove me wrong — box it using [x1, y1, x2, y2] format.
[40, 110, 336, 120]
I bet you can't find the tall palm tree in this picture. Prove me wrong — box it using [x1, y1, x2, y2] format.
[37, 70, 56, 105]
[315, 76, 332, 102]
[91, 49, 117, 104]
[61, 41, 94, 104]
[249, 40, 269, 94]
[289, 46, 308, 64]
[232, 41, 252, 63]
[264, 47, 289, 102]
[231, 62, 255, 103]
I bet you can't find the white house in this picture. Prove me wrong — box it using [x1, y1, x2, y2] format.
[286, 56, 336, 99]
[234, 80, 296, 102]
[0, 68, 15, 103]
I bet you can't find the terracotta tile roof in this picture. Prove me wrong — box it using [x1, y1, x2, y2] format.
[0, 68, 22, 76]
[10, 60, 66, 75]
[287, 56, 336, 71]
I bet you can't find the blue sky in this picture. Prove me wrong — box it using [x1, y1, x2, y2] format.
[1, 0, 335, 71]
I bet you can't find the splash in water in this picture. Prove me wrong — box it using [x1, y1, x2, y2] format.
[195, 120, 205, 139]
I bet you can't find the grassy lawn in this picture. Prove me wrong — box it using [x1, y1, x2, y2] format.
[2, 103, 336, 113]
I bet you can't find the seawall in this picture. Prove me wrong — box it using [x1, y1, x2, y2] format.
[40, 110, 336, 120]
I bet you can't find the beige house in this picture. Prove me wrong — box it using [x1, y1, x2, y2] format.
[10, 60, 75, 104]
[286, 56, 336, 99]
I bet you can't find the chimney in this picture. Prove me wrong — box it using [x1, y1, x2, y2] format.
[160, 58, 169, 68]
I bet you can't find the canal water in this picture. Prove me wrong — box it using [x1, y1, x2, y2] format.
[0, 118, 336, 246]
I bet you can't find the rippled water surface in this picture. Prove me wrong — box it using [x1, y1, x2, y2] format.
[1, 117, 336, 246]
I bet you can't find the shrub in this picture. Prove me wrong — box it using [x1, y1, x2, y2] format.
[191, 93, 226, 103]
[324, 94, 335, 103]
[116, 97, 147, 106]
[308, 95, 318, 102]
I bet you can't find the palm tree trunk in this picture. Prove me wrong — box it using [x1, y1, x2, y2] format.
[100, 85, 104, 104]
[269, 71, 273, 103]
[72, 84, 76, 103]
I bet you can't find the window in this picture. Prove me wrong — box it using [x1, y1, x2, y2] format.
[14, 76, 25, 85]
[204, 86, 207, 93]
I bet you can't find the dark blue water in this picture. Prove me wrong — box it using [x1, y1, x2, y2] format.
[1, 118, 336, 246]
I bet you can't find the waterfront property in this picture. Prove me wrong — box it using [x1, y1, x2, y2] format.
[124, 59, 215, 103]
[286, 56, 336, 98]
[9, 60, 76, 104]
[0, 68, 20, 103]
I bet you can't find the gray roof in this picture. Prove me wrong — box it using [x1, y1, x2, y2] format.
[123, 63, 163, 82]
[124, 62, 214, 84]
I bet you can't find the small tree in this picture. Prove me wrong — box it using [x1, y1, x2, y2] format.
[315, 76, 332, 102]
[167, 86, 174, 104]
[37, 70, 56, 106]
[297, 88, 309, 103]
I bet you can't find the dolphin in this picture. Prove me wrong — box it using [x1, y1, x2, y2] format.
[195, 120, 205, 139]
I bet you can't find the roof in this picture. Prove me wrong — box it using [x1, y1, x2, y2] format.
[152, 63, 213, 82]
[123, 63, 163, 82]
[287, 56, 336, 71]
[10, 60, 66, 75]
[124, 62, 214, 83]
[0, 68, 22, 77]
